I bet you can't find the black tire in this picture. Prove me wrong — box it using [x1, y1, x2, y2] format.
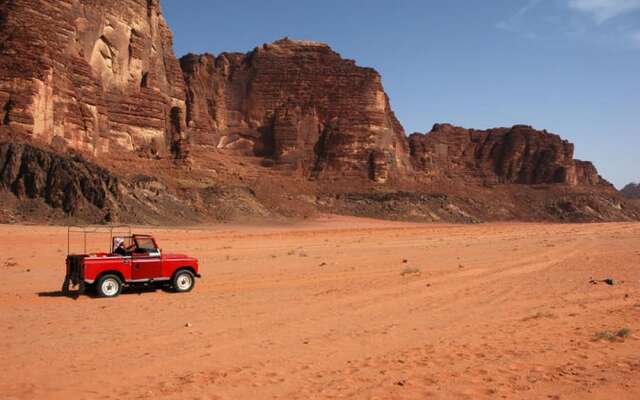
[84, 282, 96, 295]
[172, 270, 195, 293]
[96, 274, 123, 298]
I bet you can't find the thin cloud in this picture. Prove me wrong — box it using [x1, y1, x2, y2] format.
[568, 0, 640, 23]
[496, 0, 543, 38]
[495, 0, 640, 49]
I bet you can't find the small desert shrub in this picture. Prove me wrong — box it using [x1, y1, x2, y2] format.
[522, 312, 556, 322]
[594, 331, 616, 341]
[594, 328, 632, 341]
[616, 328, 631, 338]
[401, 266, 421, 276]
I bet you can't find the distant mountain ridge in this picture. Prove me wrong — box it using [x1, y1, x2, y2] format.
[621, 182, 640, 199]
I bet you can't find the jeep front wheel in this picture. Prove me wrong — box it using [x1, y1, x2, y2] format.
[173, 270, 195, 293]
[96, 274, 123, 298]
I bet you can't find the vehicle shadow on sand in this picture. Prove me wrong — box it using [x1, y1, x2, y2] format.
[37, 286, 170, 300]
[38, 291, 76, 298]
[37, 290, 90, 300]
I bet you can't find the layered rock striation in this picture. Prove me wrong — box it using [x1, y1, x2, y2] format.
[0, 0, 187, 158]
[180, 38, 410, 181]
[409, 124, 603, 186]
[0, 0, 610, 187]
[180, 40, 605, 187]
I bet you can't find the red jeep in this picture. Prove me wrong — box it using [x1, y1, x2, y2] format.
[62, 226, 201, 298]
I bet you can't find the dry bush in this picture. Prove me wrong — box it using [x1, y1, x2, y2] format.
[401, 266, 421, 276]
[594, 328, 631, 341]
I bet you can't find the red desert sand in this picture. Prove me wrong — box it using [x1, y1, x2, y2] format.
[0, 216, 638, 399]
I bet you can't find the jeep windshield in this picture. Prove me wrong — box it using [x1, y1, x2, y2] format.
[135, 237, 158, 253]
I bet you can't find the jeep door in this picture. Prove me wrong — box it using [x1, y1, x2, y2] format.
[131, 237, 163, 281]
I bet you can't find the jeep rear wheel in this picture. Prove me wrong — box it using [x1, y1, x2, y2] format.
[173, 270, 195, 293]
[97, 274, 123, 298]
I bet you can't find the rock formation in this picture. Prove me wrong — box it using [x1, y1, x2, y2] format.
[0, 0, 187, 158]
[180, 41, 608, 187]
[0, 141, 122, 218]
[0, 139, 274, 223]
[409, 124, 603, 186]
[621, 182, 640, 198]
[180, 38, 410, 181]
[0, 0, 635, 224]
[0, 0, 611, 187]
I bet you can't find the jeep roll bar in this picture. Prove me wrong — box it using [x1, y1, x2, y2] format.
[67, 225, 132, 255]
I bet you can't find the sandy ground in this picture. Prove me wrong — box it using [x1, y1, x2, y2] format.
[0, 216, 639, 399]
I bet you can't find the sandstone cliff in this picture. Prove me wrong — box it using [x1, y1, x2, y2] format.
[180, 40, 607, 188]
[0, 0, 187, 158]
[180, 38, 410, 181]
[3, 138, 635, 225]
[0, 0, 635, 224]
[409, 124, 603, 186]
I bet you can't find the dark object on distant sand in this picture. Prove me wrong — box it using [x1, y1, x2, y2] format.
[589, 278, 619, 286]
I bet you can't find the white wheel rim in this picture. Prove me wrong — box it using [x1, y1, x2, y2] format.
[176, 273, 193, 291]
[101, 278, 120, 297]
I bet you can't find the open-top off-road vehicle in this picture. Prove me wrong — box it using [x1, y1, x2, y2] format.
[62, 226, 201, 298]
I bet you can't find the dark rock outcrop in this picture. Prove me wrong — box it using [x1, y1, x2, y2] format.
[621, 182, 640, 198]
[180, 38, 410, 181]
[0, 0, 187, 158]
[0, 142, 122, 219]
[0, 141, 274, 223]
[409, 124, 603, 186]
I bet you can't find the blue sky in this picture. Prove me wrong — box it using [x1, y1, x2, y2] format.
[162, 0, 640, 187]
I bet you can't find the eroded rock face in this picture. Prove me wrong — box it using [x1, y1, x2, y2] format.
[180, 38, 410, 180]
[0, 141, 273, 223]
[0, 0, 610, 188]
[621, 182, 640, 198]
[0, 0, 623, 225]
[409, 124, 603, 186]
[180, 40, 607, 186]
[0, 142, 121, 218]
[0, 0, 187, 157]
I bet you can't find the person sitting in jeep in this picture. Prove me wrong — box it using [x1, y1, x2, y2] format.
[112, 238, 128, 257]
